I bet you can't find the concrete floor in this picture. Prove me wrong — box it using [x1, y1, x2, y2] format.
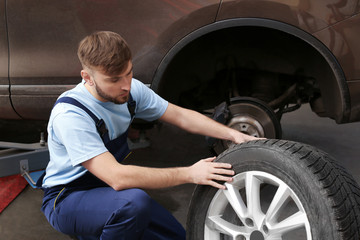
[1, 104, 360, 239]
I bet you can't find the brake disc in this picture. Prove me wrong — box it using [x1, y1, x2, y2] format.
[214, 97, 282, 154]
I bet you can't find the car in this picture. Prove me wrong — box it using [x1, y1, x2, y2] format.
[1, 0, 359, 139]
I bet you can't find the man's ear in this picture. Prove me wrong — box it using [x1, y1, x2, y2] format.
[81, 70, 93, 85]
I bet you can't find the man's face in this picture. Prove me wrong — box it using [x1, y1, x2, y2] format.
[89, 61, 133, 104]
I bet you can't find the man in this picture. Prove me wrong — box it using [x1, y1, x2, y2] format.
[40, 31, 258, 239]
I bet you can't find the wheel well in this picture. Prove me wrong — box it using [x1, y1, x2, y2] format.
[154, 19, 349, 122]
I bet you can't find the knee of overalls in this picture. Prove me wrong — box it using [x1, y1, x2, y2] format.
[105, 188, 152, 227]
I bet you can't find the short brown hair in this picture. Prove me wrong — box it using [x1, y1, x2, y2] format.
[77, 31, 132, 75]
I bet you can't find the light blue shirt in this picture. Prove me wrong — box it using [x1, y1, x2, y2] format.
[42, 79, 168, 188]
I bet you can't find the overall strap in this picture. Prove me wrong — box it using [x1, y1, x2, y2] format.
[127, 94, 136, 120]
[54, 94, 136, 143]
[55, 97, 99, 123]
[54, 97, 110, 143]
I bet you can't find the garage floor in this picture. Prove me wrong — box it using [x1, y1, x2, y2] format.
[1, 104, 360, 239]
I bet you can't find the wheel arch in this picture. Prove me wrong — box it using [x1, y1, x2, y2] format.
[151, 18, 350, 123]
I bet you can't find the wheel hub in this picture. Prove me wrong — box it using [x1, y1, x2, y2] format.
[227, 97, 281, 139]
[222, 116, 264, 149]
[228, 116, 264, 137]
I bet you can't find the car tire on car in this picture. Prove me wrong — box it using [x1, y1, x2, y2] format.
[187, 139, 360, 240]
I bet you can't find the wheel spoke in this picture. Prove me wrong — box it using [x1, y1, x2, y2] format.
[270, 211, 307, 235]
[265, 183, 290, 223]
[245, 172, 263, 225]
[224, 182, 247, 219]
[207, 215, 250, 239]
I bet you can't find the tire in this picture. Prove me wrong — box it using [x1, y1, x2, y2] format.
[187, 139, 360, 240]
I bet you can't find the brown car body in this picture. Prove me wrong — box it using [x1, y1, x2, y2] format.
[0, 0, 359, 125]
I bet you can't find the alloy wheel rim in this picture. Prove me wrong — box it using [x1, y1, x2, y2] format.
[205, 171, 311, 240]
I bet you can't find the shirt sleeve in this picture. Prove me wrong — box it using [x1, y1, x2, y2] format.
[132, 79, 168, 121]
[51, 107, 108, 166]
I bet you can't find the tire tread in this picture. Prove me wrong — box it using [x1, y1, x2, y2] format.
[270, 140, 360, 239]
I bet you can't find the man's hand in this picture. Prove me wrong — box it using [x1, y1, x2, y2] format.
[232, 131, 264, 144]
[187, 157, 234, 189]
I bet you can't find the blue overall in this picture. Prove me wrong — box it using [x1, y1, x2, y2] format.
[39, 96, 185, 240]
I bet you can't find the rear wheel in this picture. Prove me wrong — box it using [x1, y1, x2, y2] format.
[187, 140, 360, 240]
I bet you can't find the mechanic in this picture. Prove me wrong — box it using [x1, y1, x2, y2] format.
[38, 31, 259, 240]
